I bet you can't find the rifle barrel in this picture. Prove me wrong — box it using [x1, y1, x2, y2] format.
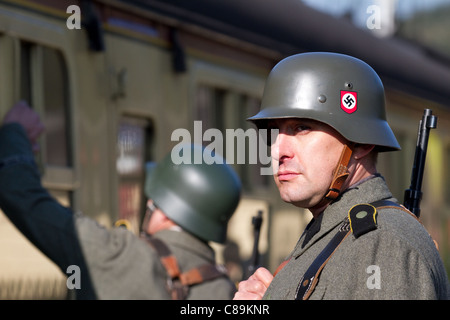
[404, 109, 437, 218]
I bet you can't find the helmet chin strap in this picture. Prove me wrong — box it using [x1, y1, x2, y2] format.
[315, 143, 354, 209]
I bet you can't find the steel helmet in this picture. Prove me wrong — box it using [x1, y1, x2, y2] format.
[248, 52, 400, 152]
[145, 144, 242, 244]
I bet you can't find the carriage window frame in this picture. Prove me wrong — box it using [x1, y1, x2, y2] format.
[195, 84, 269, 191]
[17, 38, 75, 208]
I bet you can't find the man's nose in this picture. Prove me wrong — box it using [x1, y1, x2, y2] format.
[271, 132, 294, 162]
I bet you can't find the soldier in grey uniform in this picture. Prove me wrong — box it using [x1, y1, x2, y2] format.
[0, 102, 241, 299]
[234, 52, 450, 300]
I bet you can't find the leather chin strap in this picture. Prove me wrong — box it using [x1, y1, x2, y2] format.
[316, 143, 354, 208]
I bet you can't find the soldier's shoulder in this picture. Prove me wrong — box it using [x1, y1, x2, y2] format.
[348, 202, 438, 256]
[375, 204, 428, 239]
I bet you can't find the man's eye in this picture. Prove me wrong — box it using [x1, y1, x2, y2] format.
[295, 125, 310, 132]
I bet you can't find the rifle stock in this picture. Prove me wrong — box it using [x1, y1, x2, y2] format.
[403, 108, 437, 218]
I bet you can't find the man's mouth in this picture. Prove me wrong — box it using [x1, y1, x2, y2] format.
[277, 170, 300, 181]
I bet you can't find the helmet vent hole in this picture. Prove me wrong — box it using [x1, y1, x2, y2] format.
[345, 82, 353, 89]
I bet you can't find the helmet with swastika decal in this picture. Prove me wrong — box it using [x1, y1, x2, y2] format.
[248, 52, 400, 152]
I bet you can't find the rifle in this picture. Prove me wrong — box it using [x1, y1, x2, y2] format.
[403, 108, 437, 218]
[244, 210, 263, 279]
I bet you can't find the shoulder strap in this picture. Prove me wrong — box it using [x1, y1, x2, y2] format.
[141, 235, 227, 299]
[348, 200, 416, 238]
[348, 203, 379, 238]
[371, 199, 418, 220]
[295, 219, 351, 300]
[179, 263, 228, 286]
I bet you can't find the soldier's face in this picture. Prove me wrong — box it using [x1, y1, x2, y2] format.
[268, 118, 347, 209]
[142, 200, 167, 235]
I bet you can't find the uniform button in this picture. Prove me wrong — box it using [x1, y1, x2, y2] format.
[356, 211, 368, 219]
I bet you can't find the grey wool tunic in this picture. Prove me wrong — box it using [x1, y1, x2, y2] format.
[264, 175, 450, 300]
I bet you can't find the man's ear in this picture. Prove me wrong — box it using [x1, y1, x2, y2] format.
[353, 144, 375, 160]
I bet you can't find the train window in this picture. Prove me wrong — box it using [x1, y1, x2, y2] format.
[238, 96, 271, 190]
[19, 41, 71, 167]
[18, 40, 73, 207]
[19, 41, 32, 103]
[41, 47, 71, 167]
[196, 85, 226, 131]
[116, 117, 153, 234]
[195, 85, 269, 190]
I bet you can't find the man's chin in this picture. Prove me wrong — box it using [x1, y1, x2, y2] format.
[279, 194, 307, 208]
[278, 192, 320, 209]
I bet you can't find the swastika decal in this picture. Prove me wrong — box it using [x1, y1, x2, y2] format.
[340, 91, 357, 114]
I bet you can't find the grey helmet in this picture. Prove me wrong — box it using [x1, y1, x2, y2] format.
[248, 52, 400, 152]
[145, 144, 242, 243]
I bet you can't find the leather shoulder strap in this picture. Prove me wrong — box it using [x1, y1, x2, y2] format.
[180, 263, 228, 286]
[371, 199, 419, 221]
[146, 237, 182, 278]
[295, 220, 350, 300]
[143, 236, 187, 299]
[141, 235, 227, 299]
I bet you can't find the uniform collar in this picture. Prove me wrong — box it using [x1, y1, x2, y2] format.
[295, 174, 393, 254]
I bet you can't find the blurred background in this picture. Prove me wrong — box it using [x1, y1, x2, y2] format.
[0, 0, 449, 299]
